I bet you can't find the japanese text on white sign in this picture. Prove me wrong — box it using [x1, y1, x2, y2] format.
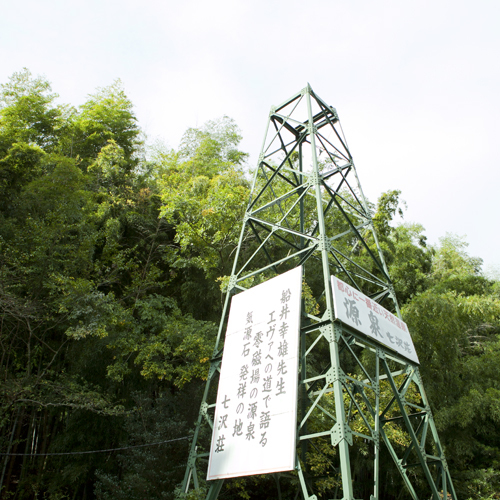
[207, 267, 303, 480]
[331, 276, 419, 364]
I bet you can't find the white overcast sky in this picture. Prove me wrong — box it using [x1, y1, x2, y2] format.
[1, 0, 499, 273]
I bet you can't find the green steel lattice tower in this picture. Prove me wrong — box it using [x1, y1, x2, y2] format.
[182, 85, 457, 500]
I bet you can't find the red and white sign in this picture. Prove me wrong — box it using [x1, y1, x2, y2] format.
[331, 276, 419, 364]
[207, 267, 303, 480]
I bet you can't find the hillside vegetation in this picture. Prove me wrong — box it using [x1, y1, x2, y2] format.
[0, 70, 499, 500]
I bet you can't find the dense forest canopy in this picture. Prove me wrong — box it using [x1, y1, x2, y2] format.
[0, 69, 499, 500]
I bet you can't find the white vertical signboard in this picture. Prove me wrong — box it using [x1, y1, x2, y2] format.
[331, 276, 419, 365]
[207, 266, 303, 480]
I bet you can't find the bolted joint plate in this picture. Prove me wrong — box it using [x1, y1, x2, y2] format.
[376, 348, 386, 362]
[326, 366, 346, 385]
[200, 402, 209, 415]
[320, 324, 338, 343]
[227, 275, 238, 295]
[322, 308, 335, 322]
[333, 322, 343, 338]
[317, 234, 332, 253]
[308, 169, 321, 187]
[207, 363, 217, 379]
[331, 421, 353, 447]
[307, 122, 318, 135]
[187, 447, 197, 468]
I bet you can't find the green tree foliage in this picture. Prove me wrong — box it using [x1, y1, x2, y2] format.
[94, 390, 201, 500]
[369, 190, 433, 306]
[359, 190, 500, 498]
[66, 80, 143, 167]
[0, 69, 499, 500]
[402, 236, 500, 499]
[156, 117, 250, 319]
[0, 68, 64, 150]
[0, 71, 245, 499]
